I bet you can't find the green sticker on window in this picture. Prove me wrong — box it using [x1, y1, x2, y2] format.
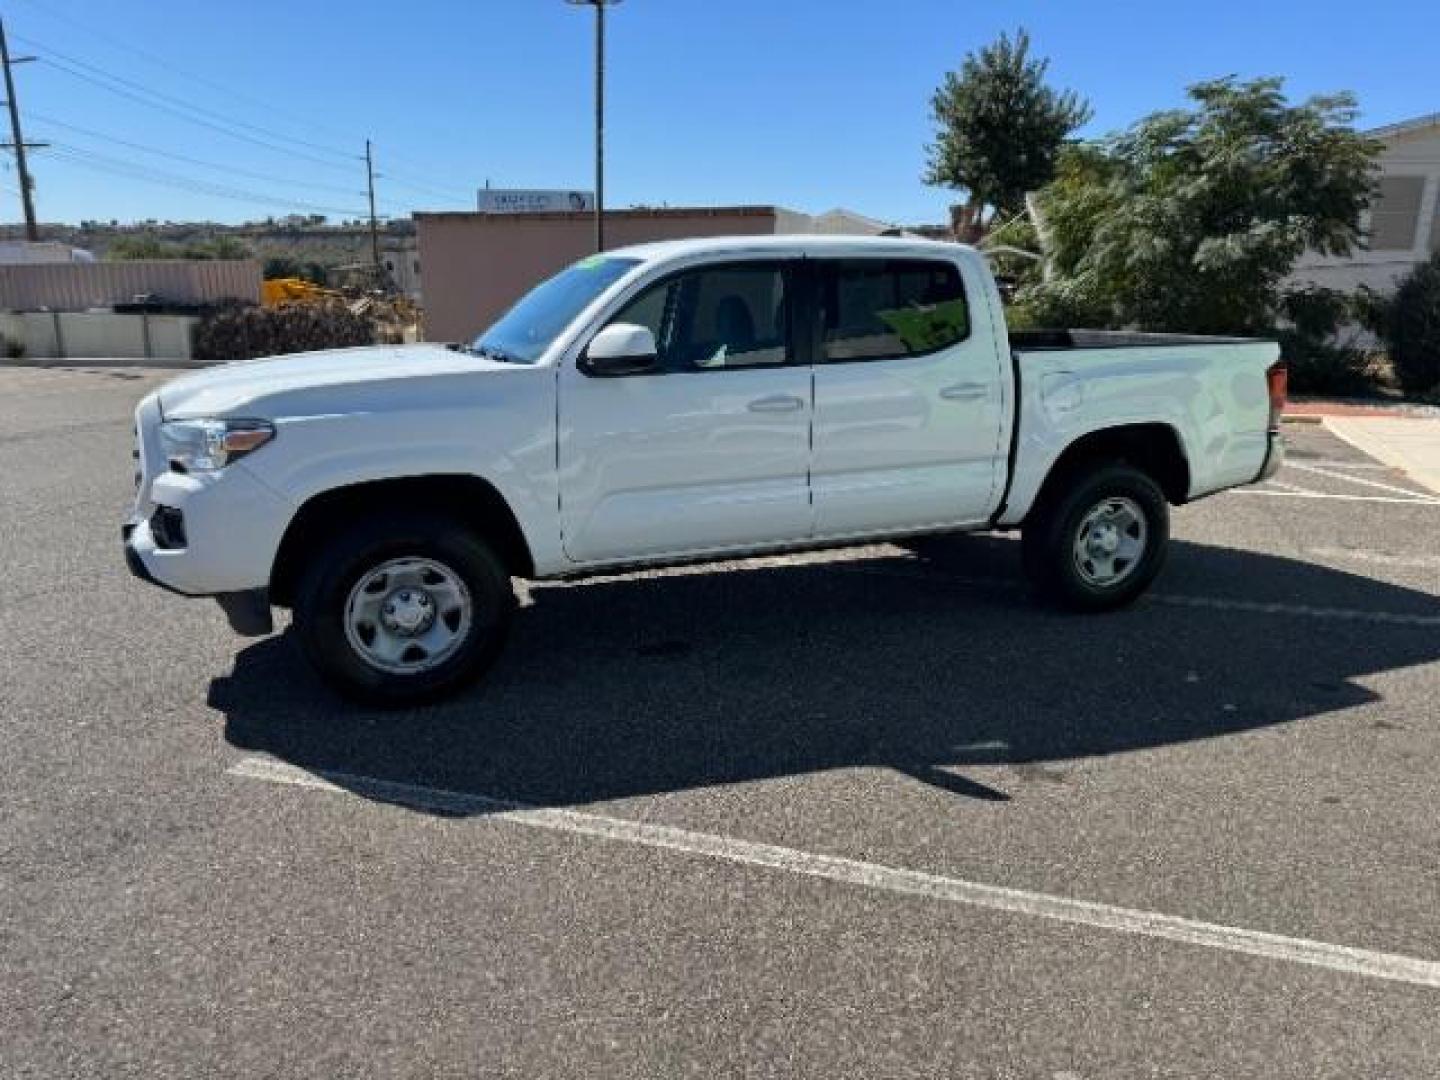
[576, 255, 608, 270]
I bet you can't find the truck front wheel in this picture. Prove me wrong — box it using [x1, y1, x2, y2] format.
[292, 513, 515, 706]
[1022, 463, 1169, 612]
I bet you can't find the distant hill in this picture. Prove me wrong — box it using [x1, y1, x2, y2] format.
[0, 218, 415, 279]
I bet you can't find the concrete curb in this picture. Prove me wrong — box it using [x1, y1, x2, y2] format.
[1, 357, 211, 370]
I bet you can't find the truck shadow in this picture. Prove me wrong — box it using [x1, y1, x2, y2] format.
[215, 535, 1440, 811]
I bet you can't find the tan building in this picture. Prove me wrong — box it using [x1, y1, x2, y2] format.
[415, 205, 815, 342]
[1290, 113, 1440, 294]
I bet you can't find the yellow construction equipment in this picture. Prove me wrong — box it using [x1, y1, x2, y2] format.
[261, 278, 338, 306]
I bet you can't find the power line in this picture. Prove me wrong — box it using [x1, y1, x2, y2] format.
[45, 143, 372, 219]
[32, 53, 361, 173]
[12, 14, 476, 204]
[17, 29, 475, 204]
[15, 31, 360, 166]
[29, 112, 371, 200]
[11, 0, 366, 152]
[372, 165, 475, 204]
[8, 19, 475, 221]
[31, 47, 473, 210]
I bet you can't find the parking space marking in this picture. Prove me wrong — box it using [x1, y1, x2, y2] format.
[229, 755, 1440, 990]
[834, 566, 1440, 627]
[1261, 478, 1322, 495]
[1289, 459, 1396, 471]
[1304, 546, 1440, 570]
[1285, 460, 1440, 499]
[1147, 592, 1440, 626]
[1232, 488, 1440, 506]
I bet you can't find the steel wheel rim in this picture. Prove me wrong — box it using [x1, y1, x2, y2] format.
[343, 557, 473, 675]
[1072, 496, 1148, 588]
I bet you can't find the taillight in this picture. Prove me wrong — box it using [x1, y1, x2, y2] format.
[1266, 361, 1288, 432]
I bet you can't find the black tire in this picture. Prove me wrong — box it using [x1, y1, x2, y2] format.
[1022, 462, 1169, 612]
[292, 512, 515, 706]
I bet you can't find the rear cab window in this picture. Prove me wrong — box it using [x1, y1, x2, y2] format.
[817, 258, 970, 362]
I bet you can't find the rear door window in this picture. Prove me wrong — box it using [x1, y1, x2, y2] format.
[817, 259, 970, 362]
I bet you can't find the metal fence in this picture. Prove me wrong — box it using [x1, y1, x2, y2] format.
[0, 259, 261, 311]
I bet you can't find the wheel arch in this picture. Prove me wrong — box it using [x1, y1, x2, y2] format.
[269, 474, 535, 608]
[1025, 423, 1190, 522]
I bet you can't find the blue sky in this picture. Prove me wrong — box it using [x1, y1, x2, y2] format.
[4, 0, 1434, 227]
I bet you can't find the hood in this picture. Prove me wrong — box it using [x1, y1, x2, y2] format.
[158, 343, 517, 419]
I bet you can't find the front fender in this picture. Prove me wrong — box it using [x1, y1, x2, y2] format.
[255, 403, 562, 575]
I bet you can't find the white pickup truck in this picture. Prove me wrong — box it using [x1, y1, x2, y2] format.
[124, 236, 1286, 704]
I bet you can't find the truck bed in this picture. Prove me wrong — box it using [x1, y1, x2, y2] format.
[1010, 329, 1266, 351]
[993, 327, 1282, 527]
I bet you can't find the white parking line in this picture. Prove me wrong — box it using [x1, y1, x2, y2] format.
[1232, 488, 1440, 506]
[229, 756, 1440, 990]
[835, 566, 1440, 627]
[1263, 478, 1314, 493]
[1147, 592, 1440, 626]
[1291, 459, 1395, 471]
[1305, 546, 1440, 570]
[1285, 460, 1440, 499]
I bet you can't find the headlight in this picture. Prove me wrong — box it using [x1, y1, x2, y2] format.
[158, 418, 275, 474]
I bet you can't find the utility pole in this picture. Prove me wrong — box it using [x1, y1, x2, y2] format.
[566, 0, 621, 253]
[364, 138, 381, 279]
[0, 15, 45, 241]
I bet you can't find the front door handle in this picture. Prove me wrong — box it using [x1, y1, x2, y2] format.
[939, 383, 989, 402]
[747, 394, 805, 414]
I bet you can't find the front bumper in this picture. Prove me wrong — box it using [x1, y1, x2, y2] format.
[122, 519, 182, 595]
[123, 520, 274, 636]
[126, 463, 289, 595]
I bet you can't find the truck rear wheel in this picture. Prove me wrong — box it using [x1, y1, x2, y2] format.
[292, 512, 515, 706]
[1022, 463, 1169, 612]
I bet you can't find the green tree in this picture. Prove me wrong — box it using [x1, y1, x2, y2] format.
[263, 255, 302, 279]
[108, 234, 172, 260]
[1019, 78, 1381, 336]
[1365, 252, 1440, 396]
[207, 235, 252, 260]
[926, 28, 1091, 240]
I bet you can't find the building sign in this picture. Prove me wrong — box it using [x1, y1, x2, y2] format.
[477, 189, 595, 214]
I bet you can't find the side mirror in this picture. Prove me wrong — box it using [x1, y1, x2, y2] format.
[581, 323, 658, 376]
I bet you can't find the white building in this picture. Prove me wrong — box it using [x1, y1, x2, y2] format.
[381, 237, 422, 303]
[0, 241, 96, 265]
[1290, 113, 1440, 294]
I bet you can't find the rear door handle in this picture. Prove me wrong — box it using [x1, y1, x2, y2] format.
[747, 394, 805, 413]
[939, 383, 989, 402]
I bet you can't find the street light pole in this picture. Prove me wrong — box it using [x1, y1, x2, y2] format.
[566, 0, 621, 253]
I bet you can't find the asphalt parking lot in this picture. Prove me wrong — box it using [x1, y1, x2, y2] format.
[3, 365, 1439, 1079]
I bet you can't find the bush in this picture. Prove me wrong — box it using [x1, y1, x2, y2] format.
[1277, 287, 1378, 396]
[193, 301, 376, 364]
[263, 255, 301, 279]
[1008, 276, 1109, 331]
[1369, 253, 1440, 396]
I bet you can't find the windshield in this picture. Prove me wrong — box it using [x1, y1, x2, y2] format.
[472, 255, 641, 364]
